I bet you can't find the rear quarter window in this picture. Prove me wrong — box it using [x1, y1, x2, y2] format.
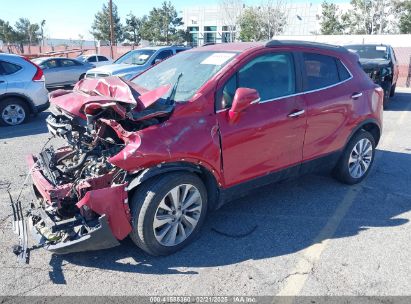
[302, 53, 340, 91]
[336, 59, 351, 81]
[0, 61, 22, 75]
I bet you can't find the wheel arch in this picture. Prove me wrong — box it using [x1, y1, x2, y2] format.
[0, 93, 36, 113]
[347, 119, 381, 147]
[127, 161, 221, 210]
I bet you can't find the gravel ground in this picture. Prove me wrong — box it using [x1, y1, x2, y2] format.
[0, 88, 410, 297]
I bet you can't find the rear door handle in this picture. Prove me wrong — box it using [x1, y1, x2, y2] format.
[288, 109, 305, 118]
[0, 80, 5, 83]
[351, 92, 363, 99]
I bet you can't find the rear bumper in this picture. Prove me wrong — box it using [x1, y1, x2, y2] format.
[34, 100, 50, 113]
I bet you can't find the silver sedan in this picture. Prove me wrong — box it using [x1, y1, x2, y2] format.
[32, 57, 94, 88]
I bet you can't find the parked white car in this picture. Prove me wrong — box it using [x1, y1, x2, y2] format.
[76, 54, 113, 67]
[0, 53, 49, 126]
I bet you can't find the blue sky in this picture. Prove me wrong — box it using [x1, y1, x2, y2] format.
[0, 0, 347, 40]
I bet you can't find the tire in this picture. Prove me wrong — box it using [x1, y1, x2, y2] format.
[0, 98, 29, 126]
[389, 83, 396, 97]
[129, 172, 208, 256]
[333, 130, 376, 185]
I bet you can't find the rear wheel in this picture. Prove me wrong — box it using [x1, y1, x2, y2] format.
[0, 98, 29, 126]
[333, 130, 376, 185]
[129, 172, 208, 256]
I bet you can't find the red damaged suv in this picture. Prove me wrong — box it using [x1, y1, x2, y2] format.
[12, 41, 384, 261]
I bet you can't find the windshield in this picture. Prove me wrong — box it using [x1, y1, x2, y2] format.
[132, 51, 238, 102]
[115, 49, 156, 65]
[347, 45, 389, 60]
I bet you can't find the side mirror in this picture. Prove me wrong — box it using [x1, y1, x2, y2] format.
[228, 88, 260, 122]
[154, 59, 162, 65]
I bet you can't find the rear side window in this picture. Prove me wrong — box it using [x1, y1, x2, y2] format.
[0, 61, 22, 75]
[336, 59, 351, 81]
[97, 56, 108, 61]
[302, 53, 339, 91]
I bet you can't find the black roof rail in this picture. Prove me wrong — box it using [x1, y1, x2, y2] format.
[265, 40, 348, 53]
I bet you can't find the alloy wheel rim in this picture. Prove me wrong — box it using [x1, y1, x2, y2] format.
[2, 104, 25, 125]
[153, 184, 202, 247]
[348, 138, 373, 179]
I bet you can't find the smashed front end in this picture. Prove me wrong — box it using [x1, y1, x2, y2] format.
[11, 77, 173, 261]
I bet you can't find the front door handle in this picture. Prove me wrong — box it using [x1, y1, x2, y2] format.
[0, 80, 5, 83]
[351, 92, 363, 99]
[288, 109, 305, 118]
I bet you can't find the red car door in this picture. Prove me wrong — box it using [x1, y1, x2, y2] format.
[215, 51, 306, 187]
[300, 52, 358, 162]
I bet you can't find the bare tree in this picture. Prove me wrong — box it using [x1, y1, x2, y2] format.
[219, 0, 244, 42]
[259, 0, 288, 39]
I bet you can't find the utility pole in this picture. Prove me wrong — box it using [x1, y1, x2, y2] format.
[109, 0, 115, 58]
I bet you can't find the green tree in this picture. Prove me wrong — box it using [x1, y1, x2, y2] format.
[143, 1, 183, 44]
[259, 0, 288, 39]
[343, 0, 394, 34]
[124, 13, 146, 45]
[238, 7, 262, 41]
[15, 18, 40, 44]
[394, 0, 411, 33]
[320, 1, 345, 34]
[91, 2, 123, 44]
[0, 19, 19, 52]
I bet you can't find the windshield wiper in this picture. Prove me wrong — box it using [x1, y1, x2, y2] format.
[166, 73, 183, 104]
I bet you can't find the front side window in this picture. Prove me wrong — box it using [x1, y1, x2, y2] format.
[217, 52, 296, 110]
[132, 51, 237, 102]
[97, 56, 108, 62]
[88, 56, 97, 63]
[303, 53, 339, 91]
[0, 61, 21, 75]
[45, 59, 59, 69]
[153, 50, 173, 63]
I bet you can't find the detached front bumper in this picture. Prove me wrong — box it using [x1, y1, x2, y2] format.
[11, 154, 131, 262]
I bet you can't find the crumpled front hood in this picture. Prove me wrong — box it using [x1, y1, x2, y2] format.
[49, 76, 171, 120]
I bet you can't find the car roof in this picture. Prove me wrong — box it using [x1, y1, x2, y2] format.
[190, 40, 349, 54]
[0, 53, 23, 59]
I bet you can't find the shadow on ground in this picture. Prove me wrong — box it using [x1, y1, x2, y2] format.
[385, 90, 411, 111]
[0, 112, 49, 140]
[46, 149, 411, 284]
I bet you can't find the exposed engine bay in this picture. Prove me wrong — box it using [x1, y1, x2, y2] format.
[12, 77, 175, 261]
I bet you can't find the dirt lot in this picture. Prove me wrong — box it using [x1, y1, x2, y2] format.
[0, 89, 410, 296]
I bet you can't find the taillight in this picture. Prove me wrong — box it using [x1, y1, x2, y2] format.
[22, 57, 45, 82]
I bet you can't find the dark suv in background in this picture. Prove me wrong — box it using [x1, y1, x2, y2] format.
[346, 44, 399, 106]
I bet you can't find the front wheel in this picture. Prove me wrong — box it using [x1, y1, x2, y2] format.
[333, 130, 376, 185]
[129, 172, 208, 256]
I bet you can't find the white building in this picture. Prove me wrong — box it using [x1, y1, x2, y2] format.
[181, 2, 353, 46]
